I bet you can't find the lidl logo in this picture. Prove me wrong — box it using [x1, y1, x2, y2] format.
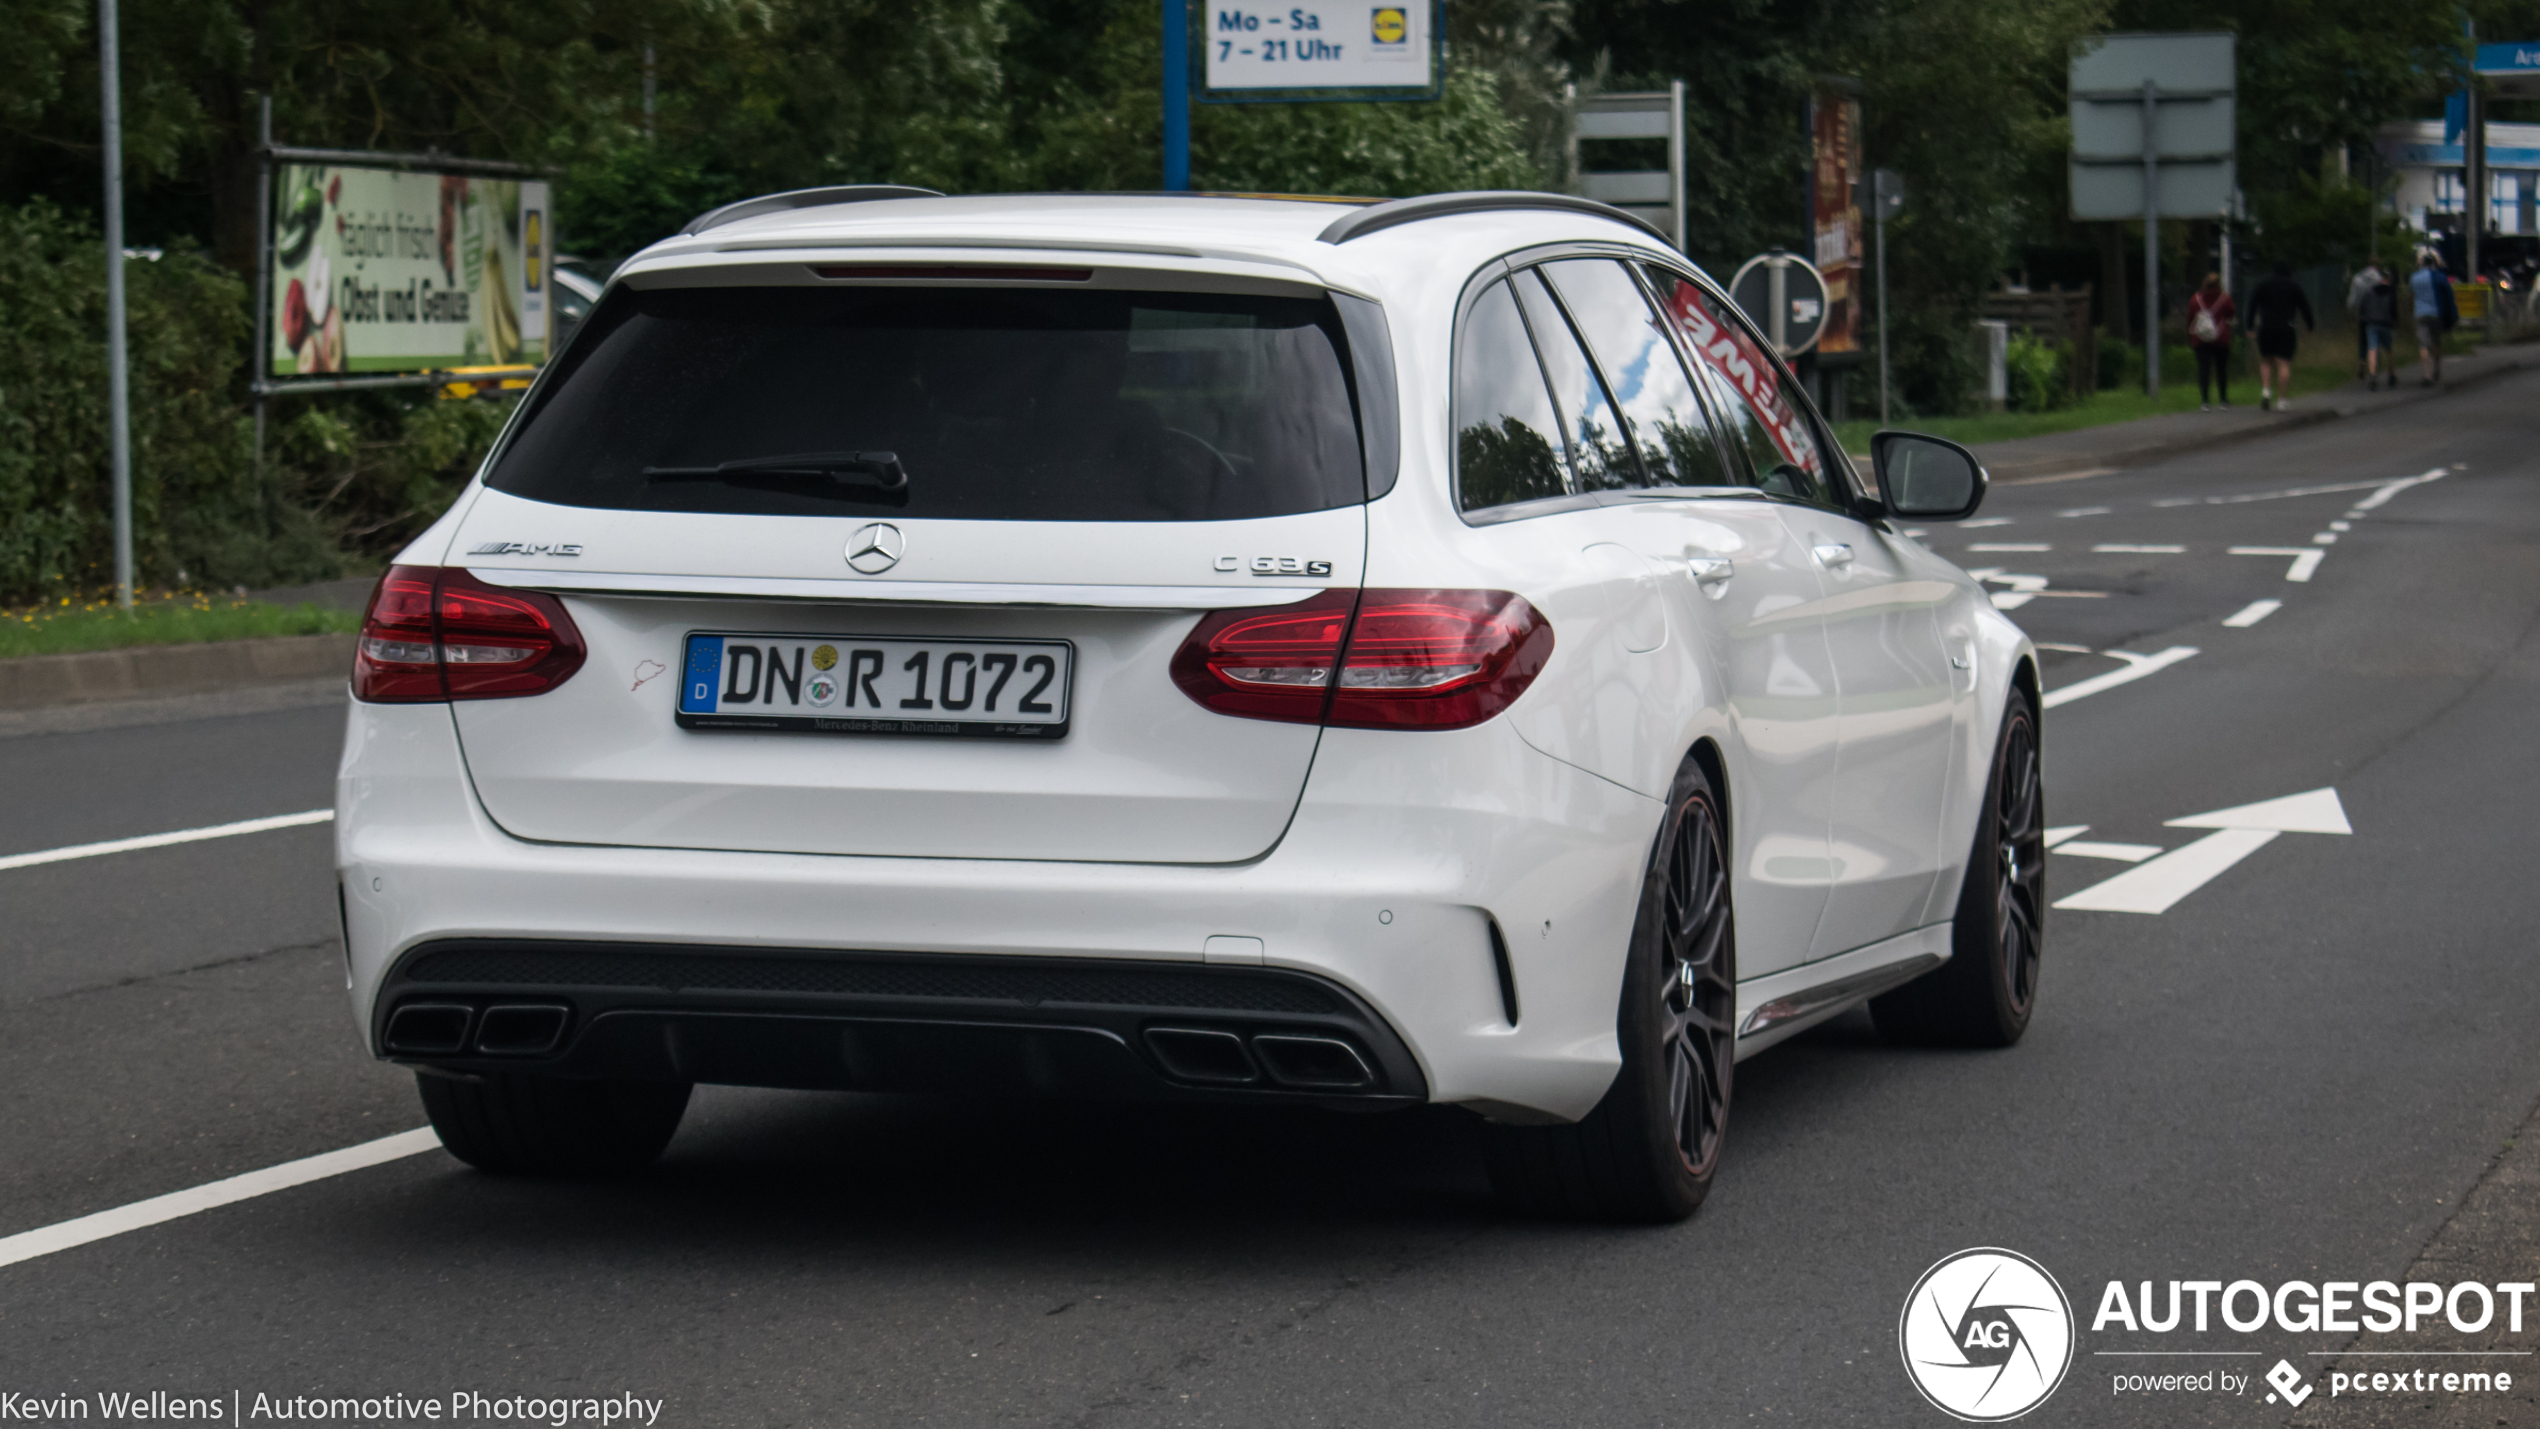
[1371, 7, 1407, 46]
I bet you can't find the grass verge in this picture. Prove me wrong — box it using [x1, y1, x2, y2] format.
[1, 591, 360, 659]
[1835, 324, 2480, 452]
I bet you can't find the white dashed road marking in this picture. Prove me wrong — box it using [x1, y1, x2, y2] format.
[2231, 547, 2326, 581]
[0, 809, 334, 874]
[2223, 599, 2283, 627]
[2094, 544, 2186, 553]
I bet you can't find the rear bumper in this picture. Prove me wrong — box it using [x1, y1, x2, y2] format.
[375, 939, 1425, 1107]
[337, 701, 1658, 1121]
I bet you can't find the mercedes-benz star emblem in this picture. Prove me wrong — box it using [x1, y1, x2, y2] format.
[845, 522, 904, 575]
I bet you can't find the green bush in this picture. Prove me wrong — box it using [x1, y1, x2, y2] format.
[2005, 332, 2073, 412]
[0, 200, 512, 605]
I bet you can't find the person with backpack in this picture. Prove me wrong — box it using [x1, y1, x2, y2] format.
[2355, 263, 2398, 390]
[2247, 261, 2315, 410]
[2411, 251, 2457, 385]
[2186, 272, 2236, 410]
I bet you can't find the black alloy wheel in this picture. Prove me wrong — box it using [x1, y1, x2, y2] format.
[1872, 697, 2045, 1047]
[1658, 780, 1736, 1180]
[1482, 754, 1736, 1221]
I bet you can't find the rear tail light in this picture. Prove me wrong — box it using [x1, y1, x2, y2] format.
[353, 564, 586, 703]
[1171, 589, 1551, 731]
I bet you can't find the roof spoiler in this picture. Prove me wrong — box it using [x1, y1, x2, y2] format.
[1316, 191, 1673, 247]
[681, 185, 944, 236]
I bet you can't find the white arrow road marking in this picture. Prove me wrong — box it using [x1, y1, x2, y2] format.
[2231, 547, 2326, 581]
[0, 809, 334, 873]
[1964, 569, 2051, 610]
[2054, 841, 2163, 862]
[2166, 786, 2352, 834]
[2044, 826, 2089, 847]
[2039, 647, 2200, 709]
[2054, 829, 2281, 913]
[2223, 599, 2283, 627]
[2054, 788, 2350, 914]
[0, 1128, 442, 1271]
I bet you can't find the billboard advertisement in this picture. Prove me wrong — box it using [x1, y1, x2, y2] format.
[267, 164, 551, 378]
[1809, 91, 1864, 357]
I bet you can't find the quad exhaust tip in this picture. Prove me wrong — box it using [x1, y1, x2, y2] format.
[1143, 1027, 1375, 1091]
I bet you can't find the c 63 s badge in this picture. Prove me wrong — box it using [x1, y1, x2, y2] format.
[468, 541, 583, 557]
[1216, 556, 1334, 577]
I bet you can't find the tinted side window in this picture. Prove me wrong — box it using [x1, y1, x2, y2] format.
[1511, 270, 1641, 491]
[1538, 259, 1735, 489]
[1642, 267, 1831, 505]
[1452, 279, 1569, 511]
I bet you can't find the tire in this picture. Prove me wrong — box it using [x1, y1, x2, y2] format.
[417, 1070, 692, 1175]
[1482, 754, 1736, 1222]
[1872, 695, 2045, 1047]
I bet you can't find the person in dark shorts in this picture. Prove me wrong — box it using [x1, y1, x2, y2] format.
[2246, 261, 2314, 410]
[2185, 272, 2236, 409]
[2410, 251, 2455, 385]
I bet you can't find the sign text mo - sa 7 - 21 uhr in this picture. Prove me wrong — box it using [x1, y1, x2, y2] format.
[1204, 5, 1435, 94]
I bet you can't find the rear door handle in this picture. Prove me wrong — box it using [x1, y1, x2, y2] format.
[1687, 556, 1735, 587]
[1812, 543, 1854, 568]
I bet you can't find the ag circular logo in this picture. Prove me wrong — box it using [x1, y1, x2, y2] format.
[1899, 1248, 2074, 1421]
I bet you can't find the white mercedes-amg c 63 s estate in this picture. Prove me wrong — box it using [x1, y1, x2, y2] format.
[336, 188, 2042, 1220]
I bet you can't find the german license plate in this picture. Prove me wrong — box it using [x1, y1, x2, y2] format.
[676, 633, 1073, 738]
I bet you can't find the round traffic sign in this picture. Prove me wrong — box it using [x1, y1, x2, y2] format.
[1727, 252, 1829, 357]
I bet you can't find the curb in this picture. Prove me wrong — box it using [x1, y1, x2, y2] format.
[0, 633, 355, 712]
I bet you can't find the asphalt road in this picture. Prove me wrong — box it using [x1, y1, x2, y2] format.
[3, 368, 2538, 1427]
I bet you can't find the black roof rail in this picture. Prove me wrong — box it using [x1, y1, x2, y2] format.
[681, 185, 945, 236]
[1315, 191, 1673, 247]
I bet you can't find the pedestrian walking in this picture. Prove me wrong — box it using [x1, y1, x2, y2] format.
[2247, 261, 2314, 410]
[2355, 263, 2398, 390]
[2186, 272, 2235, 410]
[2347, 260, 2388, 378]
[2410, 251, 2457, 385]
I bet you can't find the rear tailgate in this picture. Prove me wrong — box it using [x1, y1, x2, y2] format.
[434, 269, 1381, 865]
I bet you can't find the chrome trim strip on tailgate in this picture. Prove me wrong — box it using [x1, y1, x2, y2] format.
[466, 568, 1324, 611]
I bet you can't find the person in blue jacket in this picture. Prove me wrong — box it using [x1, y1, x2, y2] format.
[2409, 251, 2457, 386]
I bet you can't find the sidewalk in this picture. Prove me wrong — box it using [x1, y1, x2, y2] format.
[1959, 341, 2540, 483]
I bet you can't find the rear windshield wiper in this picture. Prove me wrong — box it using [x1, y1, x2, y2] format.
[644, 451, 908, 493]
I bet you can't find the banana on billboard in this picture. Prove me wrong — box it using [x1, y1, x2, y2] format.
[268, 165, 551, 376]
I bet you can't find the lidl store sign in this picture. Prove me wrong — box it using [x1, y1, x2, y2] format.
[1204, 5, 1434, 92]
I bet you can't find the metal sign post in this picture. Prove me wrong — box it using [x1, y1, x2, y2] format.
[1163, 0, 1191, 189]
[1572, 84, 1687, 249]
[99, 0, 134, 607]
[1870, 168, 1904, 423]
[2070, 32, 2237, 398]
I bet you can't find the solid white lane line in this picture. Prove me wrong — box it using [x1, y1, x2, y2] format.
[1961, 517, 2014, 528]
[2094, 544, 2186, 553]
[2039, 647, 2199, 710]
[2053, 828, 2281, 914]
[2054, 841, 2163, 862]
[2350, 469, 2446, 511]
[0, 1129, 442, 1271]
[2223, 599, 2283, 627]
[2058, 506, 2113, 517]
[1969, 543, 2051, 552]
[2043, 826, 2089, 848]
[2035, 642, 2095, 654]
[2150, 469, 2445, 510]
[0, 809, 335, 874]
[2230, 547, 2326, 581]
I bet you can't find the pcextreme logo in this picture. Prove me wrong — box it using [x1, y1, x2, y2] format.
[1900, 1248, 2077, 1421]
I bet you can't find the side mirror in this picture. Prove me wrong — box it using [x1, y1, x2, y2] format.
[1869, 430, 1989, 522]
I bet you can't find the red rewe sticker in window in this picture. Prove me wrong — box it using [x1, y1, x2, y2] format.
[1653, 278, 1820, 479]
